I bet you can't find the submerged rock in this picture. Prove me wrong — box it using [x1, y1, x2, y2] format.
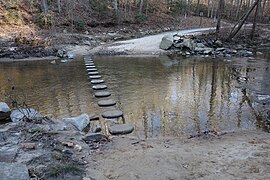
[0, 162, 30, 180]
[63, 113, 90, 131]
[10, 108, 43, 122]
[0, 102, 11, 121]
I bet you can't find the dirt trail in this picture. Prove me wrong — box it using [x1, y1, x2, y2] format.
[85, 130, 270, 180]
[90, 27, 216, 55]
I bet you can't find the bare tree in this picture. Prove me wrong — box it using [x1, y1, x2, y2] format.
[216, 0, 224, 33]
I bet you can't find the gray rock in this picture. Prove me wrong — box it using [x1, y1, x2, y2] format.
[159, 35, 173, 50]
[215, 40, 223, 47]
[98, 99, 116, 107]
[182, 38, 194, 50]
[94, 125, 102, 133]
[83, 133, 107, 142]
[92, 84, 107, 90]
[63, 113, 90, 131]
[203, 48, 213, 55]
[90, 114, 99, 121]
[91, 79, 105, 84]
[66, 52, 74, 59]
[196, 43, 206, 48]
[57, 49, 65, 58]
[0, 102, 11, 121]
[0, 162, 29, 180]
[216, 48, 226, 51]
[10, 108, 43, 122]
[109, 124, 134, 135]
[102, 110, 123, 119]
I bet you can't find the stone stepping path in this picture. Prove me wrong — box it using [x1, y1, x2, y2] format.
[88, 71, 99, 75]
[87, 68, 98, 72]
[109, 124, 134, 135]
[94, 91, 111, 98]
[91, 79, 105, 84]
[98, 99, 116, 107]
[86, 65, 96, 68]
[89, 75, 102, 79]
[102, 110, 123, 119]
[93, 84, 107, 90]
[85, 63, 94, 66]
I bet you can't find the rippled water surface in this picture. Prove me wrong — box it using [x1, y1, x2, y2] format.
[0, 54, 269, 138]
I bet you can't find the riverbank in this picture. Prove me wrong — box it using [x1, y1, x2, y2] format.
[1, 117, 270, 179]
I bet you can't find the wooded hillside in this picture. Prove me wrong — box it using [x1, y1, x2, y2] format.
[1, 0, 269, 34]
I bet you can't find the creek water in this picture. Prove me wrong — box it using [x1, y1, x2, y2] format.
[0, 54, 269, 138]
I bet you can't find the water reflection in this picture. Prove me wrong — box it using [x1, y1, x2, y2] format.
[0, 55, 269, 138]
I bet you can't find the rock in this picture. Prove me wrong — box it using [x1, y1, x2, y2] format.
[91, 79, 105, 84]
[50, 60, 56, 64]
[20, 143, 36, 150]
[203, 48, 213, 55]
[0, 162, 30, 180]
[0, 102, 11, 121]
[88, 71, 99, 75]
[89, 75, 102, 79]
[182, 38, 194, 50]
[10, 108, 43, 122]
[109, 124, 134, 135]
[66, 52, 74, 59]
[159, 35, 173, 50]
[94, 91, 111, 98]
[98, 99, 116, 107]
[92, 84, 107, 90]
[216, 48, 226, 51]
[63, 113, 90, 131]
[102, 110, 123, 119]
[83, 133, 108, 142]
[94, 125, 102, 133]
[62, 141, 74, 148]
[214, 40, 223, 47]
[74, 144, 82, 152]
[90, 114, 99, 121]
[57, 49, 65, 58]
[196, 43, 206, 48]
[60, 59, 68, 63]
[87, 68, 98, 72]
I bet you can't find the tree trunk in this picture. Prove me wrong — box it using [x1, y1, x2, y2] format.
[216, 0, 224, 33]
[196, 0, 200, 15]
[57, 0, 61, 13]
[250, 0, 260, 39]
[207, 0, 211, 17]
[228, 0, 260, 40]
[139, 0, 144, 14]
[42, 0, 48, 13]
[114, 0, 119, 23]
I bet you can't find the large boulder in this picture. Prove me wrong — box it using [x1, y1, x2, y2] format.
[0, 102, 11, 121]
[159, 35, 174, 50]
[10, 108, 43, 122]
[181, 38, 195, 50]
[0, 162, 29, 180]
[63, 113, 90, 131]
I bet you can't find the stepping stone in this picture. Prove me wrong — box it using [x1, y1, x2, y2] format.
[86, 64, 95, 67]
[92, 84, 107, 90]
[88, 71, 99, 75]
[87, 68, 98, 72]
[95, 91, 111, 98]
[102, 110, 123, 119]
[91, 79, 104, 84]
[89, 75, 102, 79]
[86, 65, 96, 68]
[85, 63, 94, 66]
[109, 124, 134, 135]
[98, 99, 116, 107]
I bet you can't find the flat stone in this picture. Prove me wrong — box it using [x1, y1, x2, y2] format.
[88, 71, 99, 75]
[109, 124, 134, 135]
[85, 63, 94, 66]
[95, 91, 111, 98]
[89, 75, 102, 79]
[0, 102, 11, 121]
[0, 162, 30, 180]
[83, 133, 107, 142]
[92, 84, 107, 90]
[86, 63, 95, 66]
[102, 110, 123, 119]
[86, 65, 96, 68]
[91, 79, 104, 84]
[98, 99, 116, 107]
[87, 68, 98, 72]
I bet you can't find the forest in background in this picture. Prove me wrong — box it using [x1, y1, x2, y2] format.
[0, 0, 270, 34]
